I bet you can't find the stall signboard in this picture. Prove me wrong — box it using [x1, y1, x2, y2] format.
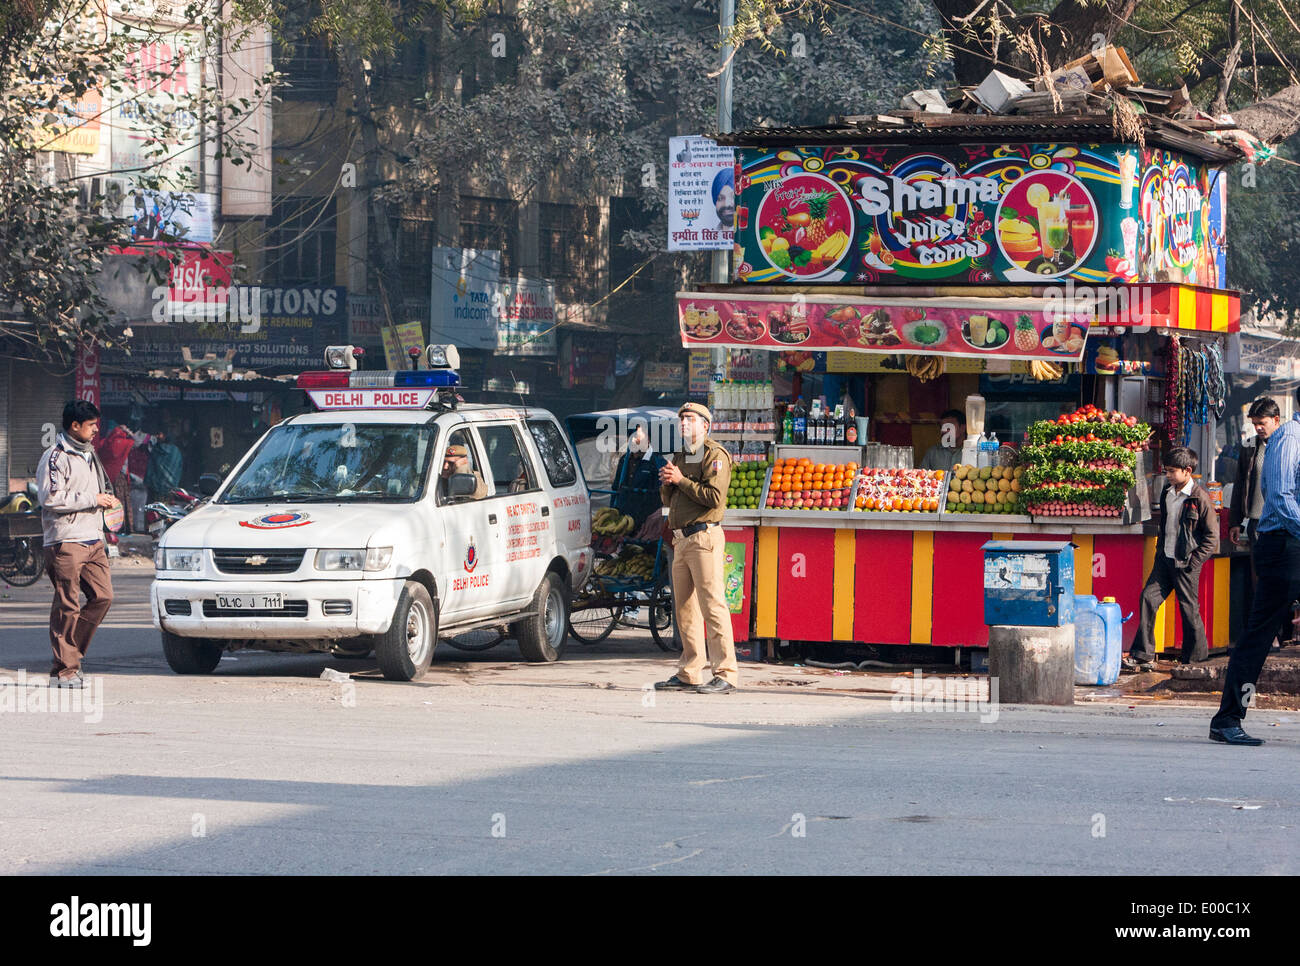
[381, 320, 426, 370]
[566, 335, 616, 389]
[668, 136, 736, 251]
[687, 350, 712, 394]
[734, 143, 1226, 288]
[643, 362, 685, 392]
[678, 291, 1090, 361]
[75, 345, 101, 409]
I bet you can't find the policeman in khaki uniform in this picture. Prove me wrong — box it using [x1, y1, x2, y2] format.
[655, 402, 738, 693]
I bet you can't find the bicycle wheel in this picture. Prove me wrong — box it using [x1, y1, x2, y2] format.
[649, 574, 679, 652]
[0, 538, 44, 588]
[568, 600, 623, 644]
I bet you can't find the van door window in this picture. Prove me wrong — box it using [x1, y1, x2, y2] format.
[437, 429, 490, 504]
[527, 418, 578, 487]
[478, 424, 539, 495]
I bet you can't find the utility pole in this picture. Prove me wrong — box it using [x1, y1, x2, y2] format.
[711, 0, 735, 380]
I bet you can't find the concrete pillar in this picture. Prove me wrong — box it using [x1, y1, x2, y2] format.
[988, 624, 1075, 706]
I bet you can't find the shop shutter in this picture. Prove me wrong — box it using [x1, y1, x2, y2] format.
[7, 359, 73, 481]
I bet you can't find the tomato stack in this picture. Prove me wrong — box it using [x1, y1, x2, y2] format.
[764, 457, 858, 511]
[852, 467, 945, 512]
[1020, 405, 1151, 518]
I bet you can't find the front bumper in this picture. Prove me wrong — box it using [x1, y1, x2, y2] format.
[151, 578, 405, 639]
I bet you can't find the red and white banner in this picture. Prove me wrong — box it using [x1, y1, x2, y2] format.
[677, 291, 1090, 362]
[75, 344, 101, 409]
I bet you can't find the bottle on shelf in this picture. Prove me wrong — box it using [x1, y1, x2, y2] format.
[781, 405, 793, 444]
[791, 397, 807, 445]
[845, 411, 858, 446]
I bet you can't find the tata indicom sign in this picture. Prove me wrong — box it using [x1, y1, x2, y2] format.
[733, 142, 1227, 288]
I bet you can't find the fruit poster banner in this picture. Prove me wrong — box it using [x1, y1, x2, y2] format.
[677, 292, 1090, 362]
[732, 142, 1226, 287]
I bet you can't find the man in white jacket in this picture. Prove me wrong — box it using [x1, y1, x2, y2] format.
[36, 400, 119, 688]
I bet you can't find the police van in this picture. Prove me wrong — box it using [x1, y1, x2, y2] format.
[151, 345, 592, 681]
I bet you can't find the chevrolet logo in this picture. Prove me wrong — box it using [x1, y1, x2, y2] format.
[244, 555, 269, 566]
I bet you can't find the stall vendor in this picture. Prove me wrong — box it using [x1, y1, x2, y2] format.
[920, 409, 965, 473]
[612, 421, 667, 526]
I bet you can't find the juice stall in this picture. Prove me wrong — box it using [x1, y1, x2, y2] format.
[679, 116, 1249, 659]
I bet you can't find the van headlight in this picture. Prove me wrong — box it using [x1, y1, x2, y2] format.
[158, 549, 203, 572]
[315, 548, 393, 571]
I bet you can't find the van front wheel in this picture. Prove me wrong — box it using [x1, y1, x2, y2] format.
[374, 581, 436, 681]
[514, 572, 568, 663]
[161, 631, 223, 674]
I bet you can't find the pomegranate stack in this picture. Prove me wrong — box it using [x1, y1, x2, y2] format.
[1019, 405, 1152, 519]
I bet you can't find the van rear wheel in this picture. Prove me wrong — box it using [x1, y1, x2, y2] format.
[514, 572, 568, 663]
[161, 630, 223, 674]
[374, 581, 436, 681]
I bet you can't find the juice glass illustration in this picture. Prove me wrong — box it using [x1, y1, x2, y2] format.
[969, 314, 989, 344]
[1117, 152, 1138, 209]
[736, 206, 749, 229]
[1036, 197, 1066, 259]
[1121, 217, 1139, 269]
[1067, 205, 1094, 258]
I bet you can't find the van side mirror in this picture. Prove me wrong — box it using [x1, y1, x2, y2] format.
[449, 473, 479, 498]
[198, 475, 220, 497]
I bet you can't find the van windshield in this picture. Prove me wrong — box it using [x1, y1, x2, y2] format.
[220, 423, 437, 504]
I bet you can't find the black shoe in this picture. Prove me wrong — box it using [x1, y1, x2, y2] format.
[1122, 657, 1154, 673]
[1209, 726, 1264, 746]
[654, 675, 696, 691]
[695, 676, 736, 694]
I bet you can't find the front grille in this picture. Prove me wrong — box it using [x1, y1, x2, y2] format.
[322, 600, 352, 615]
[202, 599, 309, 618]
[212, 549, 305, 575]
[164, 599, 192, 616]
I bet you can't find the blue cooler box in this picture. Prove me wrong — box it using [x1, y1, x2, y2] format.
[981, 541, 1076, 627]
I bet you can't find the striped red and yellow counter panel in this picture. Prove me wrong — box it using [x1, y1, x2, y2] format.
[752, 525, 1233, 653]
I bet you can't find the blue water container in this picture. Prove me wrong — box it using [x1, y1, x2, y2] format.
[1074, 593, 1122, 685]
[1096, 596, 1123, 686]
[1073, 594, 1102, 685]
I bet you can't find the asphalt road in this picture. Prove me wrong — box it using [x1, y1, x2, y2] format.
[1, 561, 1296, 875]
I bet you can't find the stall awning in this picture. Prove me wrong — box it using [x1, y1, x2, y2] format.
[678, 283, 1239, 360]
[678, 290, 1089, 362]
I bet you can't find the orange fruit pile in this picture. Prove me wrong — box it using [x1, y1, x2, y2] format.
[770, 457, 859, 494]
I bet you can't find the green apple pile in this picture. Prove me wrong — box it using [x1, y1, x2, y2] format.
[727, 460, 769, 510]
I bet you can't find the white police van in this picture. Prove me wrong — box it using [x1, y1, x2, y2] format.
[151, 345, 592, 681]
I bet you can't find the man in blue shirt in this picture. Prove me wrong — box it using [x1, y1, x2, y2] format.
[1209, 396, 1300, 745]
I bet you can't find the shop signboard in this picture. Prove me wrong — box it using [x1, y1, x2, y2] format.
[678, 291, 1091, 362]
[120, 189, 216, 245]
[31, 88, 102, 154]
[668, 136, 736, 251]
[111, 34, 204, 188]
[103, 285, 347, 370]
[432, 247, 501, 351]
[496, 278, 558, 357]
[643, 362, 684, 392]
[1238, 331, 1300, 380]
[565, 335, 616, 389]
[734, 142, 1226, 287]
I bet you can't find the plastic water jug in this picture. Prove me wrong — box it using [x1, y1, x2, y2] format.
[1073, 594, 1105, 685]
[1096, 596, 1123, 686]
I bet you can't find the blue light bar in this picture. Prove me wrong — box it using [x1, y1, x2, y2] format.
[394, 369, 460, 388]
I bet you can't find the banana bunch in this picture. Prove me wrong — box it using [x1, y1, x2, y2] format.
[593, 545, 655, 577]
[593, 507, 636, 536]
[812, 230, 849, 263]
[906, 354, 945, 383]
[1030, 359, 1063, 381]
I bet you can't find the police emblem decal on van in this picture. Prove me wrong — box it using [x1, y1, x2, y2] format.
[239, 512, 314, 529]
[464, 537, 478, 573]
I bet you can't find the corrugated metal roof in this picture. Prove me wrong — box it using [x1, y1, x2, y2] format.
[715, 113, 1242, 163]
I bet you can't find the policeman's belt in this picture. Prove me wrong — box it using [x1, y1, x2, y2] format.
[673, 521, 719, 539]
